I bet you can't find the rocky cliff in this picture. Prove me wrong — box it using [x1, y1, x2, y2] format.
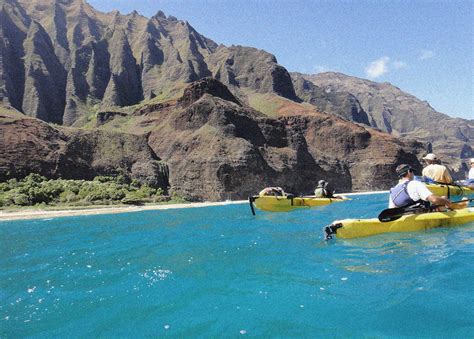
[0, 0, 295, 126]
[120, 78, 424, 200]
[293, 72, 473, 178]
[0, 106, 169, 188]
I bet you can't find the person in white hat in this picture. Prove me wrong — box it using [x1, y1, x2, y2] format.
[421, 153, 453, 184]
[469, 158, 474, 180]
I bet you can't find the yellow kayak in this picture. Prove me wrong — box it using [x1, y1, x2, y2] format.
[250, 195, 348, 213]
[425, 183, 474, 196]
[324, 207, 474, 239]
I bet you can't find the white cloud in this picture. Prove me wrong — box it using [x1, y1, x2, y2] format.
[364, 57, 408, 78]
[419, 49, 435, 60]
[365, 56, 390, 78]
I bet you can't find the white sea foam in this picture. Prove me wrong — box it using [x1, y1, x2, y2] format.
[140, 268, 172, 285]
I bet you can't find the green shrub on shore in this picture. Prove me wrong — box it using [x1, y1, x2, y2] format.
[0, 174, 179, 208]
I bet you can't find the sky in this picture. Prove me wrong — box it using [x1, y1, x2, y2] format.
[88, 0, 473, 120]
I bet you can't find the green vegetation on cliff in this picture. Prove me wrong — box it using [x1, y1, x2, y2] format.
[0, 174, 184, 208]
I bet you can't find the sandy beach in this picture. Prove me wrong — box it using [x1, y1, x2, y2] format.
[0, 200, 247, 222]
[0, 190, 389, 222]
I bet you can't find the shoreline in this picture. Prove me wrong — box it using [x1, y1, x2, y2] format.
[0, 190, 389, 222]
[0, 201, 246, 222]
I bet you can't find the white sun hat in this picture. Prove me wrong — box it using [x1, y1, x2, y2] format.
[422, 153, 437, 161]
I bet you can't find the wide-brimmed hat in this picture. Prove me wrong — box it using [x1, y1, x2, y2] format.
[317, 180, 326, 187]
[396, 164, 413, 177]
[470, 158, 474, 163]
[422, 153, 437, 161]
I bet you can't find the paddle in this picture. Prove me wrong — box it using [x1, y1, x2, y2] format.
[249, 196, 256, 215]
[378, 198, 473, 222]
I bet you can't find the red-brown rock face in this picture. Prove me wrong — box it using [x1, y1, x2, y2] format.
[143, 79, 424, 201]
[0, 111, 169, 188]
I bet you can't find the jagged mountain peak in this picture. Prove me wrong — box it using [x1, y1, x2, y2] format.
[2, 0, 296, 125]
[305, 72, 450, 120]
[3, 0, 469, 180]
[178, 77, 241, 107]
[293, 71, 473, 176]
[152, 10, 166, 19]
[311, 72, 402, 92]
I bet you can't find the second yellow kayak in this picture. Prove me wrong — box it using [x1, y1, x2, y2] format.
[425, 183, 474, 196]
[251, 195, 348, 212]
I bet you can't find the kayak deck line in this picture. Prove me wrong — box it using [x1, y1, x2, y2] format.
[338, 190, 389, 196]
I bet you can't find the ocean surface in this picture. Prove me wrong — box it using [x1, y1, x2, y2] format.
[1, 193, 474, 337]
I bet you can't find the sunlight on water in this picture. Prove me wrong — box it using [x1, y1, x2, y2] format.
[1, 193, 474, 337]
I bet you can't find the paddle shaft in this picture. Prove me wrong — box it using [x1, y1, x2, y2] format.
[249, 197, 256, 215]
[378, 198, 474, 222]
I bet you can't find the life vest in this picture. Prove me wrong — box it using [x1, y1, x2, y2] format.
[390, 181, 417, 207]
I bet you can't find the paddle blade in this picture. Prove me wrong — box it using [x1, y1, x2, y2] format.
[450, 198, 469, 210]
[378, 205, 432, 222]
[378, 207, 405, 222]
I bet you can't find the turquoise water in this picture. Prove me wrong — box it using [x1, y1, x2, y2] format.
[1, 193, 474, 337]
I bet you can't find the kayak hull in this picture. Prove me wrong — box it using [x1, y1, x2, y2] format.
[326, 207, 474, 239]
[253, 195, 347, 212]
[425, 184, 474, 196]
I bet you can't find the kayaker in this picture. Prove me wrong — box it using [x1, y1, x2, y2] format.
[259, 187, 285, 197]
[314, 180, 334, 198]
[421, 153, 453, 184]
[389, 164, 453, 209]
[469, 158, 474, 180]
